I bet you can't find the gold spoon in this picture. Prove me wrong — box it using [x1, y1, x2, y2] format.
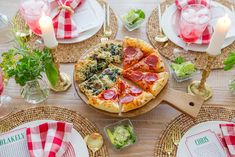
[154, 4, 168, 42]
[104, 3, 112, 37]
[85, 133, 104, 157]
[100, 2, 112, 42]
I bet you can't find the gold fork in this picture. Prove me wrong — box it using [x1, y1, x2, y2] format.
[172, 127, 182, 146]
[164, 137, 174, 157]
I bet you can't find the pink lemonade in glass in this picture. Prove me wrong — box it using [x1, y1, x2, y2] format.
[180, 4, 211, 44]
[20, 0, 50, 35]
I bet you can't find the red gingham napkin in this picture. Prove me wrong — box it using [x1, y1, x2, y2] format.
[26, 122, 73, 157]
[175, 0, 212, 44]
[49, 0, 84, 39]
[220, 124, 235, 157]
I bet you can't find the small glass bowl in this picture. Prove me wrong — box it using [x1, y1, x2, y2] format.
[169, 62, 199, 83]
[120, 14, 144, 31]
[104, 119, 138, 151]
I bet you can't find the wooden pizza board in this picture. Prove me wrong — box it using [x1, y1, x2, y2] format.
[74, 40, 204, 118]
[74, 73, 204, 118]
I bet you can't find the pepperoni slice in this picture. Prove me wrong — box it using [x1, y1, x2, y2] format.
[145, 55, 158, 68]
[118, 80, 126, 95]
[102, 90, 117, 100]
[130, 71, 144, 82]
[144, 73, 158, 84]
[124, 47, 137, 57]
[130, 86, 142, 96]
[119, 94, 134, 104]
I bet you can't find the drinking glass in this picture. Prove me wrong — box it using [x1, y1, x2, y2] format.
[179, 4, 211, 53]
[20, 0, 50, 35]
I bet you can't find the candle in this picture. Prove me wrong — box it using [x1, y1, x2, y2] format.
[39, 15, 58, 49]
[206, 14, 231, 56]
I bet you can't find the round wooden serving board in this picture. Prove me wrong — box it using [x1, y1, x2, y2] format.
[74, 40, 204, 118]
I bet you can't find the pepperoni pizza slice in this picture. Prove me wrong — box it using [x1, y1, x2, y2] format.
[123, 37, 155, 69]
[88, 78, 154, 113]
[116, 79, 154, 113]
[127, 53, 165, 73]
[123, 70, 169, 96]
[88, 86, 120, 113]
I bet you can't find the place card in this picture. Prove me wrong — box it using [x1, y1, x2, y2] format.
[0, 128, 30, 157]
[73, 0, 100, 33]
[185, 129, 227, 157]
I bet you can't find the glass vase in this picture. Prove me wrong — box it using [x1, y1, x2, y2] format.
[229, 77, 235, 95]
[21, 79, 49, 104]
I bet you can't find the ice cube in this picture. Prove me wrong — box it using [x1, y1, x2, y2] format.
[186, 8, 196, 15]
[196, 8, 209, 16]
[188, 16, 199, 23]
[182, 12, 190, 19]
[198, 15, 209, 24]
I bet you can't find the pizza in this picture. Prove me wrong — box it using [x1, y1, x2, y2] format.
[78, 75, 107, 97]
[123, 70, 169, 96]
[86, 50, 112, 71]
[123, 37, 155, 69]
[88, 85, 120, 113]
[99, 41, 123, 63]
[99, 64, 123, 88]
[88, 78, 154, 113]
[75, 42, 122, 82]
[75, 37, 169, 114]
[127, 52, 165, 73]
[75, 59, 97, 81]
[116, 79, 154, 113]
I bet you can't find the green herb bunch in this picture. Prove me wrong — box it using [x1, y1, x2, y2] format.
[0, 42, 58, 87]
[224, 52, 235, 71]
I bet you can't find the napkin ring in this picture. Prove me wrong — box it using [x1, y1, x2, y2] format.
[58, 4, 74, 15]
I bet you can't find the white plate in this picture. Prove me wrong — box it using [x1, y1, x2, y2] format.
[176, 121, 233, 157]
[161, 1, 235, 52]
[57, 0, 104, 44]
[14, 120, 89, 157]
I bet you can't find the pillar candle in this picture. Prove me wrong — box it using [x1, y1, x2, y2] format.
[206, 14, 231, 56]
[39, 15, 58, 49]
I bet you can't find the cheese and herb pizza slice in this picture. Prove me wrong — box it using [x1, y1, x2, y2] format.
[116, 79, 154, 113]
[79, 74, 107, 97]
[122, 37, 155, 69]
[75, 59, 98, 82]
[86, 50, 112, 71]
[123, 70, 169, 96]
[127, 52, 165, 73]
[88, 85, 120, 113]
[99, 42, 123, 63]
[99, 64, 123, 88]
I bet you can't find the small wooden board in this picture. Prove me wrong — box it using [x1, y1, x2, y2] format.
[74, 40, 204, 118]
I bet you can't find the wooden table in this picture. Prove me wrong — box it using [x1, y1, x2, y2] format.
[0, 0, 235, 156]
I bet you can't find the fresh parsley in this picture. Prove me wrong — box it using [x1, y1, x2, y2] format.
[0, 47, 58, 87]
[224, 52, 235, 71]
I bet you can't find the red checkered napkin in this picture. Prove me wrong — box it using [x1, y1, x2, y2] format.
[175, 0, 212, 44]
[49, 0, 84, 39]
[26, 122, 73, 157]
[220, 124, 235, 157]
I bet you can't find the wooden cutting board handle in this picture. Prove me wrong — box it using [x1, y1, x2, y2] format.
[160, 88, 204, 118]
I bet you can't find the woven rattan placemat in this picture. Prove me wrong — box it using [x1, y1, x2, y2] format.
[0, 105, 109, 157]
[15, 0, 118, 63]
[147, 0, 235, 70]
[154, 105, 234, 157]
